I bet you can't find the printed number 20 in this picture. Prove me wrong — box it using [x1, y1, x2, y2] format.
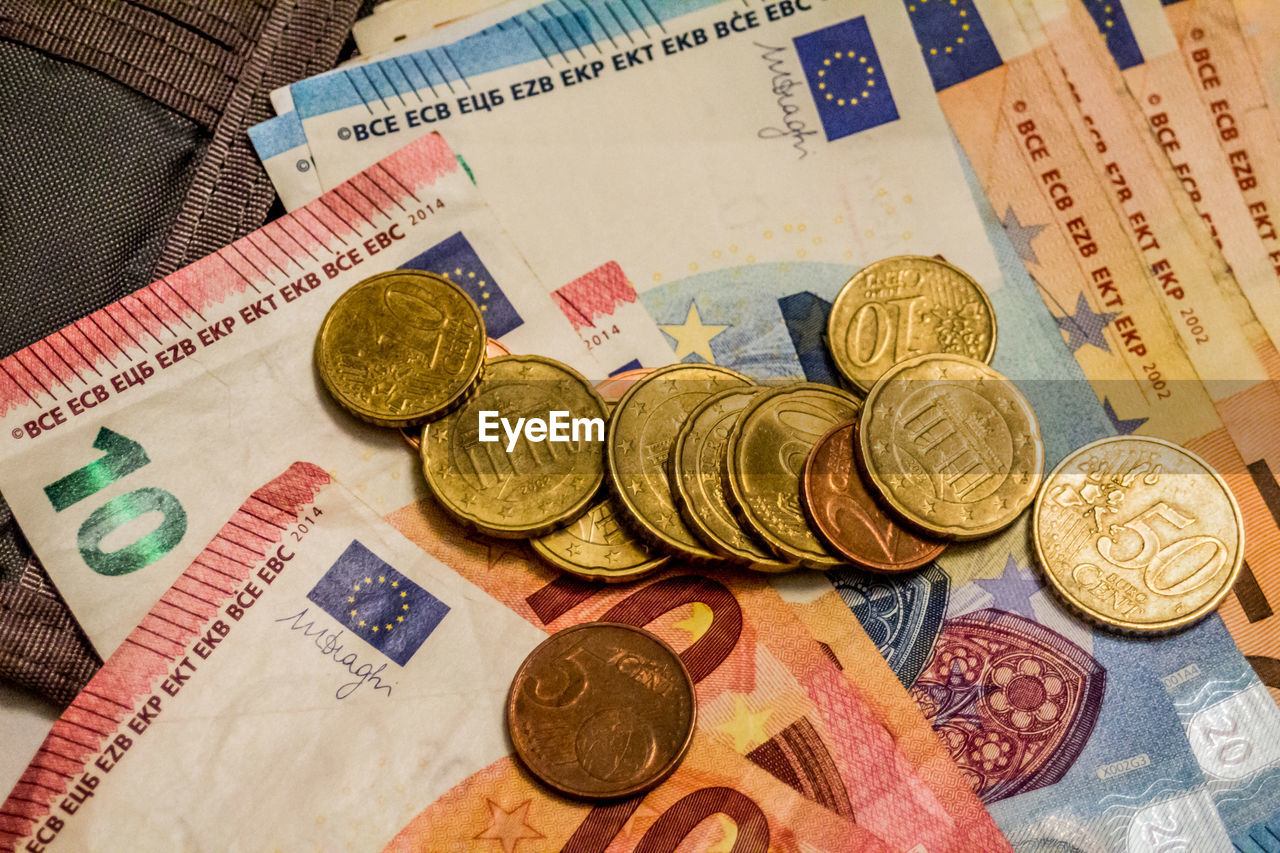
[43, 428, 187, 576]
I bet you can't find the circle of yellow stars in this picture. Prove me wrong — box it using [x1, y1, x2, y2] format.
[440, 267, 490, 312]
[348, 575, 410, 633]
[817, 50, 877, 107]
[907, 0, 972, 54]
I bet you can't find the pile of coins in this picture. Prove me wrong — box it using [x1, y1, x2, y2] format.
[316, 255, 1245, 798]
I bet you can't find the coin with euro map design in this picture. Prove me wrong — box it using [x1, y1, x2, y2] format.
[316, 270, 486, 427]
[1033, 436, 1244, 633]
[507, 622, 696, 800]
[827, 255, 996, 394]
[724, 384, 860, 568]
[802, 420, 946, 572]
[671, 388, 794, 571]
[606, 364, 752, 561]
[859, 354, 1042, 540]
[422, 355, 607, 537]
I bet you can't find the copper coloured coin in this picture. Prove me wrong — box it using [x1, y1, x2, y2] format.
[801, 420, 946, 572]
[507, 622, 695, 800]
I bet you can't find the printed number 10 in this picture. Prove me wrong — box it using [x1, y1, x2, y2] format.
[43, 428, 187, 576]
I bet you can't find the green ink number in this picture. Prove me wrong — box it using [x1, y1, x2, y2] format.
[44, 428, 149, 512]
[45, 427, 187, 577]
[77, 488, 187, 577]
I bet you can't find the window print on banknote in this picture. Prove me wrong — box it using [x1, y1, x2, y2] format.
[792, 16, 899, 142]
[910, 609, 1105, 802]
[830, 563, 950, 690]
[306, 540, 449, 666]
[903, 0, 1003, 91]
[400, 232, 522, 338]
[1080, 0, 1144, 70]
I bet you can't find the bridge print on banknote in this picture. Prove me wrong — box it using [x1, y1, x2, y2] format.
[911, 609, 1105, 803]
[828, 563, 950, 690]
[793, 16, 900, 142]
[306, 541, 449, 666]
[399, 232, 522, 338]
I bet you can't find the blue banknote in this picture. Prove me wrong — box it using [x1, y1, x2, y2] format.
[638, 152, 1280, 850]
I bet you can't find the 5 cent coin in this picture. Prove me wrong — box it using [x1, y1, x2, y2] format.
[507, 622, 696, 799]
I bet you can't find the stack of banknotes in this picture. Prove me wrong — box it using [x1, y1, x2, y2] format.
[3, 0, 1280, 849]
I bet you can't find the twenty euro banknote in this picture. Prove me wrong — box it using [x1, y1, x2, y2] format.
[0, 467, 1007, 851]
[632, 214, 1280, 848]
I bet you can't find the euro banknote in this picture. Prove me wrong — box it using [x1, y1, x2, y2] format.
[896, 0, 1280, 706]
[0, 467, 1008, 851]
[384, 494, 1009, 851]
[247, 111, 323, 212]
[1017, 0, 1280, 708]
[1059, 0, 1280, 350]
[1232, 0, 1280, 133]
[0, 134, 673, 656]
[288, 0, 1012, 301]
[630, 139, 1280, 847]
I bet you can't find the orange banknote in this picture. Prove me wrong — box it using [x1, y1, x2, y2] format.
[385, 497, 1010, 852]
[907, 0, 1280, 704]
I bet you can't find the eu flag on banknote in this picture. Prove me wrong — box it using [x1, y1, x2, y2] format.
[1082, 0, 1143, 70]
[402, 231, 523, 337]
[793, 16, 899, 141]
[903, 0, 1003, 91]
[307, 540, 449, 666]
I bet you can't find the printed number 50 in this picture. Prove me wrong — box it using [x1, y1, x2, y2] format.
[43, 428, 187, 576]
[1097, 501, 1226, 596]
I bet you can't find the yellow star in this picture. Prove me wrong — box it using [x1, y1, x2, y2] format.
[674, 602, 714, 643]
[660, 302, 727, 363]
[717, 694, 773, 753]
[706, 815, 739, 853]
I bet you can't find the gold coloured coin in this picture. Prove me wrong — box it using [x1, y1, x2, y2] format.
[606, 364, 751, 560]
[422, 355, 607, 537]
[827, 256, 996, 394]
[507, 622, 695, 800]
[724, 383, 860, 568]
[1033, 436, 1244, 633]
[531, 497, 669, 582]
[317, 269, 486, 427]
[858, 354, 1043, 539]
[595, 367, 657, 403]
[401, 337, 511, 453]
[671, 389, 795, 571]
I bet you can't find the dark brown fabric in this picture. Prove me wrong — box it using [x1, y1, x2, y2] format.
[0, 0, 363, 707]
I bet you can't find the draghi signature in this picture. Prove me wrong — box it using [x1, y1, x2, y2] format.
[755, 42, 818, 159]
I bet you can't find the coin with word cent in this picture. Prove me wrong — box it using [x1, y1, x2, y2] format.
[317, 269, 486, 427]
[801, 420, 946, 572]
[507, 622, 696, 800]
[1033, 436, 1244, 634]
[827, 256, 996, 395]
[858, 354, 1043, 540]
